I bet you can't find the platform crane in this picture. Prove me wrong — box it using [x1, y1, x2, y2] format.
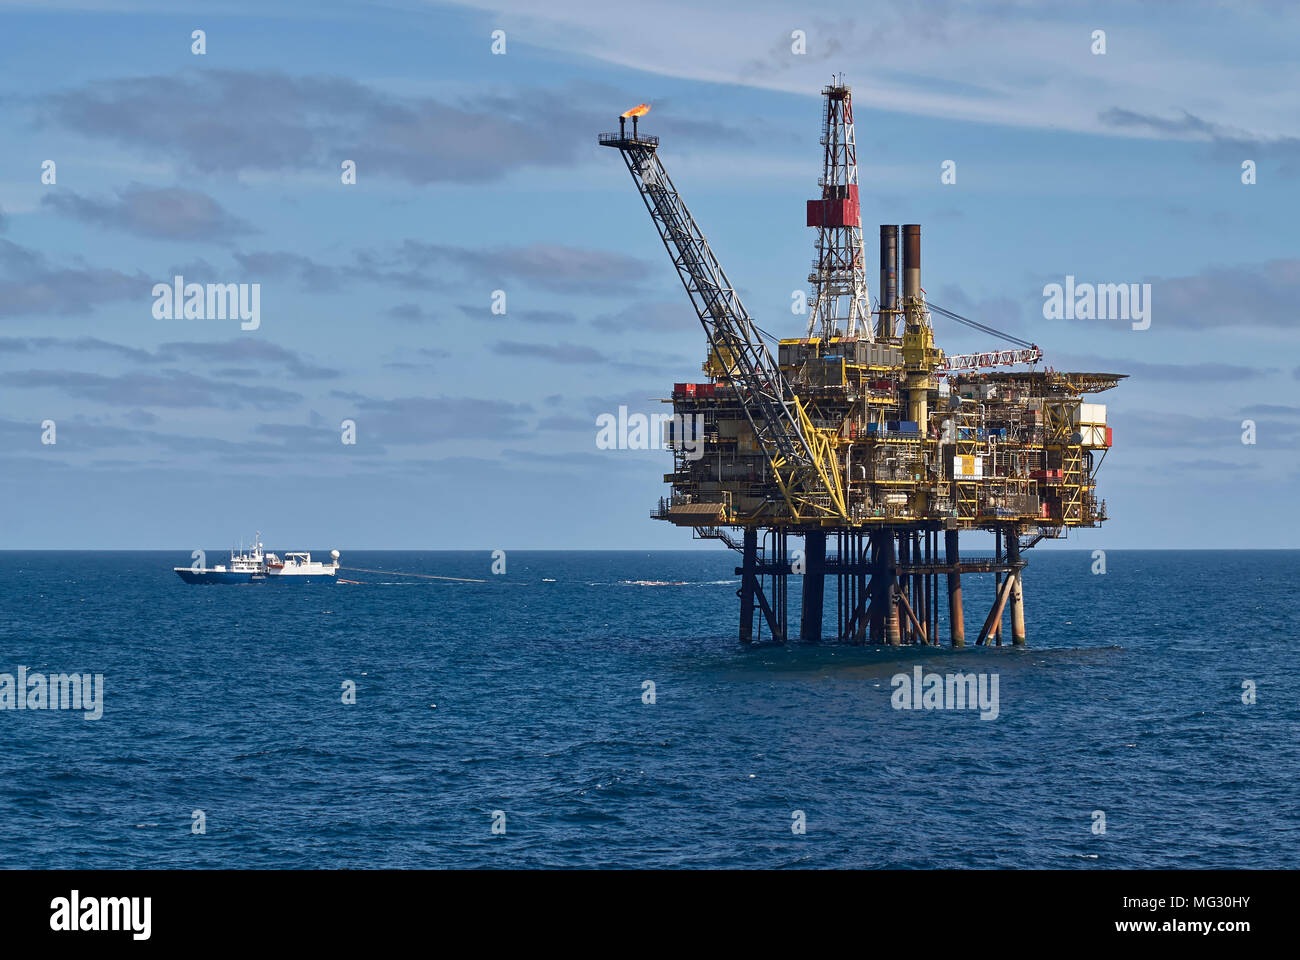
[940, 346, 1043, 371]
[926, 299, 1043, 372]
[599, 106, 847, 523]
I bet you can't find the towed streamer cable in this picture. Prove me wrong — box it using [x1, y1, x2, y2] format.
[339, 567, 486, 583]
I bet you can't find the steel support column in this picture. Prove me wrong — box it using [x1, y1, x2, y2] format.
[855, 533, 868, 643]
[897, 533, 911, 644]
[993, 527, 1003, 645]
[945, 528, 965, 648]
[869, 532, 886, 644]
[1008, 527, 1026, 645]
[885, 531, 901, 646]
[801, 530, 826, 643]
[739, 528, 757, 644]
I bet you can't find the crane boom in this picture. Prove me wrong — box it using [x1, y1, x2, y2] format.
[926, 300, 1043, 371]
[599, 123, 846, 522]
[940, 346, 1043, 371]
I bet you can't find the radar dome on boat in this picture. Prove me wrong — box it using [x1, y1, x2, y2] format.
[331, 549, 340, 559]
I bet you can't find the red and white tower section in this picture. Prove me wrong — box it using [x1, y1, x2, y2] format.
[805, 79, 872, 341]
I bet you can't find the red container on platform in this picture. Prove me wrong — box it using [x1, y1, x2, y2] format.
[696, 383, 715, 398]
[673, 382, 689, 397]
[806, 184, 857, 227]
[807, 199, 861, 228]
[1106, 427, 1113, 446]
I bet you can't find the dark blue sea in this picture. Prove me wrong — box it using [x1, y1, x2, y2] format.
[1, 549, 1296, 869]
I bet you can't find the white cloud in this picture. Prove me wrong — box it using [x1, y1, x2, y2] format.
[448, 0, 1300, 140]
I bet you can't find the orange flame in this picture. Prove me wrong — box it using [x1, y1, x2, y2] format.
[620, 103, 651, 119]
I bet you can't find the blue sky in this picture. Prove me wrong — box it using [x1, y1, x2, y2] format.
[1, 0, 1297, 549]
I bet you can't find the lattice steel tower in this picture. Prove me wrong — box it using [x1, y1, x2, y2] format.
[805, 77, 873, 341]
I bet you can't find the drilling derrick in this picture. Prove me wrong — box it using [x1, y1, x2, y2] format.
[806, 79, 872, 341]
[599, 89, 1124, 648]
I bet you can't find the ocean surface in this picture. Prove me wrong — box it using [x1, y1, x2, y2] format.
[1, 549, 1296, 869]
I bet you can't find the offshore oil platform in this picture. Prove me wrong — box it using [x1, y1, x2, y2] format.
[599, 83, 1124, 647]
